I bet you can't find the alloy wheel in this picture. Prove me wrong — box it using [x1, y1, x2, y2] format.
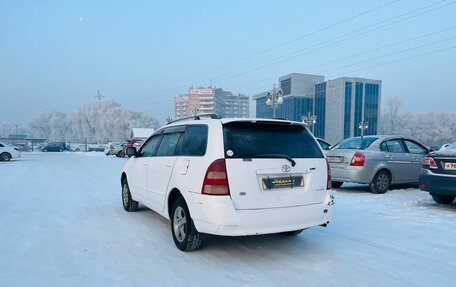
[173, 206, 187, 243]
[377, 174, 389, 191]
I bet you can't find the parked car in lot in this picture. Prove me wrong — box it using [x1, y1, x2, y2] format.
[118, 139, 144, 157]
[0, 141, 21, 161]
[420, 142, 456, 204]
[326, 135, 429, 194]
[121, 115, 334, 251]
[42, 142, 67, 152]
[104, 142, 121, 155]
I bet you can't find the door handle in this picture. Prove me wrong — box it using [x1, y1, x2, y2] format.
[165, 164, 173, 168]
[387, 155, 394, 160]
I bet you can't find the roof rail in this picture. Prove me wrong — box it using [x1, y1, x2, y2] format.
[166, 113, 222, 125]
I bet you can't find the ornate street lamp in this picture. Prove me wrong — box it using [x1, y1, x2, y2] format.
[266, 84, 283, 118]
[359, 120, 369, 139]
[302, 113, 317, 134]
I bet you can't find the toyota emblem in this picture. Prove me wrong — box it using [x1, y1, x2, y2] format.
[281, 165, 291, 173]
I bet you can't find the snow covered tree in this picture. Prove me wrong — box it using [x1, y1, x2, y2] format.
[69, 100, 160, 143]
[26, 100, 160, 143]
[28, 110, 70, 141]
[382, 96, 402, 134]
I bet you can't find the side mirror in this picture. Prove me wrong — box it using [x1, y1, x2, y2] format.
[126, 146, 137, 157]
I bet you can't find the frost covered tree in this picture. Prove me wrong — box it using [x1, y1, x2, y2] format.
[27, 101, 160, 143]
[28, 110, 70, 141]
[70, 100, 160, 143]
[381, 111, 456, 147]
[0, 124, 28, 137]
[382, 96, 402, 134]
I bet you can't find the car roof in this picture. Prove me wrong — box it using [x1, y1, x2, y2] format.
[165, 115, 303, 127]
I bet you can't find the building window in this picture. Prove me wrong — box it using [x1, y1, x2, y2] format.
[364, 83, 379, 136]
[314, 82, 326, 138]
[281, 78, 291, 96]
[344, 82, 352, 139]
[353, 82, 363, 137]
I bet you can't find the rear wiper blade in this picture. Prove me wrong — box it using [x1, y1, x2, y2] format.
[253, 154, 296, 167]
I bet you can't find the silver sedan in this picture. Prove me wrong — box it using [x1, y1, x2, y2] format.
[326, 136, 429, 193]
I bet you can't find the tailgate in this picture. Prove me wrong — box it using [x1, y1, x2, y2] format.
[226, 158, 328, 210]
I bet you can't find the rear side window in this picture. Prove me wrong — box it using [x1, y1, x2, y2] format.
[180, 125, 208, 156]
[223, 122, 323, 158]
[404, 140, 427, 154]
[335, 137, 378, 150]
[384, 139, 406, 153]
[156, 133, 182, 156]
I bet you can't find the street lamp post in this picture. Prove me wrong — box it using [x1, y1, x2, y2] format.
[266, 84, 283, 118]
[359, 120, 369, 139]
[301, 112, 317, 134]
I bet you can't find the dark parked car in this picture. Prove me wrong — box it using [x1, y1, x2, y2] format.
[420, 142, 456, 204]
[42, 142, 67, 152]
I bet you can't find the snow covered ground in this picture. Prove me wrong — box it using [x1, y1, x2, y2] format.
[1, 153, 455, 287]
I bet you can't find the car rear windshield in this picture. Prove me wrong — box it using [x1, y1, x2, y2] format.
[335, 137, 378, 150]
[223, 121, 324, 159]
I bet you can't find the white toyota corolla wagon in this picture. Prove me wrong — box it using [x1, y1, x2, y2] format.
[121, 115, 334, 251]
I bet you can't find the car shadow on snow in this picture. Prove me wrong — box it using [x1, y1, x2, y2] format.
[134, 204, 329, 254]
[411, 198, 456, 211]
[199, 230, 329, 255]
[334, 183, 418, 194]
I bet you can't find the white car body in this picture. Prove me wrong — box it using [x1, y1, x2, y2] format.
[121, 117, 334, 250]
[0, 142, 21, 161]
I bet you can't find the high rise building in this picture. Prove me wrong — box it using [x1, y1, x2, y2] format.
[174, 94, 190, 119]
[215, 88, 249, 118]
[174, 87, 249, 119]
[323, 77, 381, 144]
[253, 73, 381, 144]
[254, 73, 324, 122]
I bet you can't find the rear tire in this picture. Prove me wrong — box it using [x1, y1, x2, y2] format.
[171, 197, 203, 252]
[331, 181, 343, 188]
[122, 179, 139, 212]
[431, 193, 455, 204]
[370, 170, 391, 194]
[0, 152, 12, 162]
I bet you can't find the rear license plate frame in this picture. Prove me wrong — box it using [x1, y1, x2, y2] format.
[444, 162, 456, 170]
[327, 156, 344, 163]
[262, 176, 304, 190]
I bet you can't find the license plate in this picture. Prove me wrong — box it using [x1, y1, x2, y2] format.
[444, 162, 456, 170]
[262, 176, 304, 190]
[327, 156, 343, 163]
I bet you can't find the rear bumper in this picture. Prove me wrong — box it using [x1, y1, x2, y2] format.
[186, 192, 335, 236]
[419, 169, 456, 196]
[331, 166, 373, 184]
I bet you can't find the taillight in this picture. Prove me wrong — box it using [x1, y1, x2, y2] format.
[326, 158, 332, 190]
[202, 159, 230, 196]
[422, 157, 437, 169]
[350, 152, 365, 167]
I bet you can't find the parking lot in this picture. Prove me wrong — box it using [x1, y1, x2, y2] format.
[1, 153, 455, 287]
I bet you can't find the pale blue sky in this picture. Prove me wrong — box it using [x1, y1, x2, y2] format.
[1, 0, 455, 125]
